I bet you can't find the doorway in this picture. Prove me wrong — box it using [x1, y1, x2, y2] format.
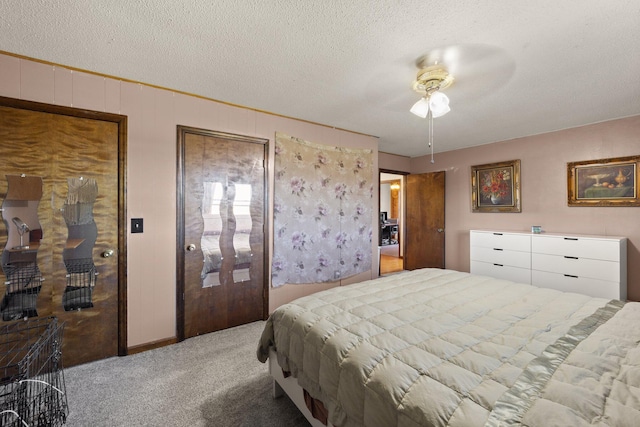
[379, 169, 446, 275]
[177, 127, 268, 341]
[379, 171, 405, 275]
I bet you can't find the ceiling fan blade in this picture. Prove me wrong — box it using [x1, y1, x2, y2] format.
[363, 65, 418, 112]
[415, 43, 516, 102]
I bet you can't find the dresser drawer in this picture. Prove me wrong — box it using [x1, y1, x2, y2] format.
[531, 253, 620, 282]
[532, 270, 621, 300]
[470, 260, 531, 284]
[471, 246, 531, 269]
[471, 231, 531, 251]
[531, 235, 621, 261]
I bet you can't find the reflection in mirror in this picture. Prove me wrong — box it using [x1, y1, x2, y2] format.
[201, 181, 253, 287]
[62, 177, 98, 311]
[201, 181, 222, 287]
[231, 183, 252, 283]
[0, 175, 44, 321]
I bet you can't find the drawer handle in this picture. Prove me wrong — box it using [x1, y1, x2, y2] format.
[493, 233, 503, 235]
[493, 248, 503, 251]
[493, 263, 503, 267]
[564, 274, 579, 278]
[564, 256, 578, 259]
[564, 237, 578, 241]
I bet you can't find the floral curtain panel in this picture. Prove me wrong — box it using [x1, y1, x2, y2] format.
[272, 132, 373, 287]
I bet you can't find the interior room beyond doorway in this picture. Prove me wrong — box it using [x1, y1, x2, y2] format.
[380, 172, 404, 275]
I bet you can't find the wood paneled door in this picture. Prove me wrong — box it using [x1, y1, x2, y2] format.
[177, 127, 268, 340]
[0, 96, 127, 367]
[404, 171, 446, 270]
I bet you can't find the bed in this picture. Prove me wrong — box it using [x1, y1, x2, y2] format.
[257, 268, 640, 427]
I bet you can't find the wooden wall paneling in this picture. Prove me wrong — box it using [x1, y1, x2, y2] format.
[71, 71, 106, 112]
[20, 60, 54, 104]
[54, 66, 73, 107]
[0, 55, 21, 98]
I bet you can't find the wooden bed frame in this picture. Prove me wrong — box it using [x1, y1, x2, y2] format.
[269, 348, 335, 427]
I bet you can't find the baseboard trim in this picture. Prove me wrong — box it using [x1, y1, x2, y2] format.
[127, 337, 178, 355]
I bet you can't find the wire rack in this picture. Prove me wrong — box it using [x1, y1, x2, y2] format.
[0, 317, 67, 426]
[62, 258, 96, 311]
[1, 261, 43, 322]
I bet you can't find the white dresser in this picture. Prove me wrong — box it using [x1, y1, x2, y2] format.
[470, 230, 627, 300]
[470, 230, 532, 284]
[531, 234, 627, 300]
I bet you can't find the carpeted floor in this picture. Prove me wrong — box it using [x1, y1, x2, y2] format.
[63, 321, 310, 426]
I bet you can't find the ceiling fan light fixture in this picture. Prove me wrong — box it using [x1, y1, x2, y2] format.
[410, 65, 453, 118]
[428, 91, 450, 118]
[409, 91, 450, 118]
[409, 64, 455, 164]
[412, 65, 454, 95]
[410, 97, 430, 118]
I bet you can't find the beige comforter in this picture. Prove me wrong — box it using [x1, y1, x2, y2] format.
[257, 268, 640, 426]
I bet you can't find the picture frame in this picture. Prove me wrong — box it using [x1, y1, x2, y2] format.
[471, 159, 521, 213]
[567, 155, 639, 206]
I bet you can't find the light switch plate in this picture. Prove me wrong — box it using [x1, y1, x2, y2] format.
[131, 218, 143, 233]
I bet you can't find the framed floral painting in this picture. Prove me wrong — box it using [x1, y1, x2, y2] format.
[471, 159, 521, 212]
[567, 155, 639, 206]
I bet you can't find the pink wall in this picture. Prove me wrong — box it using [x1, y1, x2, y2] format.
[379, 152, 411, 173]
[403, 116, 640, 301]
[0, 53, 379, 347]
[3, 50, 637, 351]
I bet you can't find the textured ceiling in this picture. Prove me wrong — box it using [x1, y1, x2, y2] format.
[1, 1, 639, 157]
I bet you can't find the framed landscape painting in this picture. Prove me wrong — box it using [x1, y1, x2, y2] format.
[471, 159, 521, 213]
[568, 155, 639, 206]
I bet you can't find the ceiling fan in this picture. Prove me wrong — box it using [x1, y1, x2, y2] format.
[409, 65, 454, 119]
[408, 44, 515, 162]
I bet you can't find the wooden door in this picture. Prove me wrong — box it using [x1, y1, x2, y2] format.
[404, 171, 445, 270]
[0, 97, 126, 367]
[177, 127, 267, 340]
